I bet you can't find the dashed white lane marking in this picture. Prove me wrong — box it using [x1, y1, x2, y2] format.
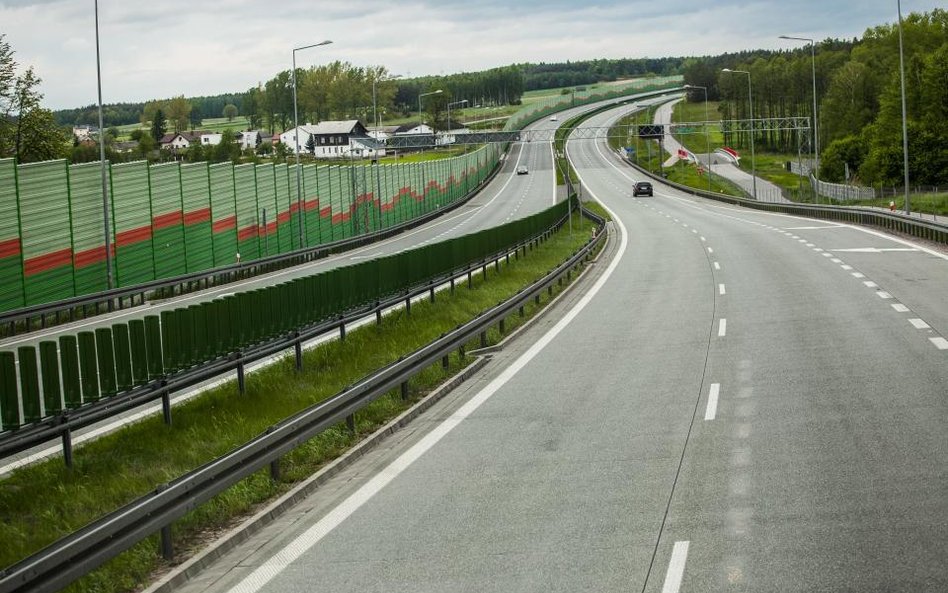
[718, 318, 727, 337]
[719, 283, 726, 295]
[713, 262, 721, 270]
[813, 247, 823, 252]
[841, 265, 853, 270]
[892, 304, 910, 313]
[832, 247, 919, 253]
[821, 252, 833, 258]
[830, 258, 842, 263]
[661, 541, 691, 593]
[852, 272, 865, 278]
[707, 247, 714, 254]
[704, 383, 721, 421]
[226, 152, 632, 593]
[930, 337, 948, 350]
[805, 243, 815, 247]
[700, 236, 706, 242]
[876, 291, 892, 299]
[909, 318, 931, 329]
[863, 281, 878, 288]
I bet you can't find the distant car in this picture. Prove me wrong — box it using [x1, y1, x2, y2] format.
[633, 181, 653, 197]
[516, 166, 529, 175]
[549, 115, 558, 121]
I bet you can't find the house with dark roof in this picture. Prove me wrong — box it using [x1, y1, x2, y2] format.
[159, 131, 203, 151]
[279, 120, 377, 158]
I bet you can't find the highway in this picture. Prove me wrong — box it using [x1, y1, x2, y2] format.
[0, 92, 674, 473]
[169, 102, 948, 593]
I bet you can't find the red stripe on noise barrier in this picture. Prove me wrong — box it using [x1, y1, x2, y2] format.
[320, 206, 332, 218]
[24, 248, 73, 276]
[74, 245, 107, 268]
[237, 225, 258, 241]
[115, 226, 153, 248]
[304, 198, 320, 211]
[184, 208, 212, 225]
[0, 238, 21, 259]
[152, 210, 183, 231]
[277, 211, 291, 224]
[212, 216, 237, 233]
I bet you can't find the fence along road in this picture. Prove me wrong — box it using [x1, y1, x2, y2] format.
[170, 101, 948, 593]
[0, 89, 678, 471]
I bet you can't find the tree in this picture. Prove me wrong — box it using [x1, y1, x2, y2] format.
[305, 133, 316, 155]
[244, 86, 264, 130]
[165, 95, 192, 133]
[151, 109, 167, 142]
[0, 34, 69, 161]
[212, 128, 240, 163]
[137, 131, 157, 158]
[222, 103, 238, 121]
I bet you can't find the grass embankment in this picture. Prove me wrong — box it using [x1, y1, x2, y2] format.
[607, 106, 743, 197]
[844, 192, 948, 216]
[0, 213, 597, 593]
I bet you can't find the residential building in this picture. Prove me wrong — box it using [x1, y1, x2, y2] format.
[279, 120, 380, 159]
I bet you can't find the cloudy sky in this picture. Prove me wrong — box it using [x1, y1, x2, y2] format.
[0, 0, 940, 109]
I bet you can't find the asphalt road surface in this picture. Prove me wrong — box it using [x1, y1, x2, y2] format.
[169, 102, 947, 593]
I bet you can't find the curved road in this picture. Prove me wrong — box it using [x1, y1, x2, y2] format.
[168, 101, 948, 593]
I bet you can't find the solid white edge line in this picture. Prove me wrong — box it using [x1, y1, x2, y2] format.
[718, 318, 727, 337]
[661, 540, 691, 593]
[226, 114, 633, 593]
[704, 383, 720, 421]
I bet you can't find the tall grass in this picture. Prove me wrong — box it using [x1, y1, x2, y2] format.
[0, 214, 595, 593]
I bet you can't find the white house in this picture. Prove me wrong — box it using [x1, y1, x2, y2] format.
[200, 133, 222, 146]
[235, 130, 260, 151]
[159, 132, 196, 151]
[280, 120, 381, 159]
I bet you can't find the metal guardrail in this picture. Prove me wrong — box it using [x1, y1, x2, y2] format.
[0, 204, 561, 462]
[621, 154, 948, 246]
[0, 203, 606, 593]
[0, 160, 505, 338]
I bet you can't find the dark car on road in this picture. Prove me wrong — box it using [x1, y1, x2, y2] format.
[633, 181, 653, 196]
[516, 166, 528, 175]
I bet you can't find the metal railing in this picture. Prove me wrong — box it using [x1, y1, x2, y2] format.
[0, 203, 606, 593]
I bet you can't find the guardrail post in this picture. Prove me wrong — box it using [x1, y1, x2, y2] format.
[442, 354, 449, 369]
[430, 285, 435, 303]
[499, 318, 506, 334]
[405, 295, 411, 316]
[480, 331, 487, 348]
[61, 422, 73, 469]
[450, 277, 455, 294]
[535, 294, 541, 305]
[340, 316, 347, 341]
[376, 302, 382, 325]
[519, 305, 525, 317]
[495, 258, 500, 273]
[458, 344, 465, 359]
[401, 381, 409, 400]
[294, 334, 303, 372]
[267, 427, 281, 481]
[161, 382, 172, 426]
[156, 484, 174, 561]
[237, 355, 246, 394]
[346, 414, 356, 433]
[482, 263, 488, 279]
[467, 267, 473, 289]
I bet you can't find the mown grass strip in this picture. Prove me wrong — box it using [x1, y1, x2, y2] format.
[0, 212, 598, 593]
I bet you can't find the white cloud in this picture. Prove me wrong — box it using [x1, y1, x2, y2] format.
[0, 0, 940, 108]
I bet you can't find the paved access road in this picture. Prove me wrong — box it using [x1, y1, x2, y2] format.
[171, 101, 947, 593]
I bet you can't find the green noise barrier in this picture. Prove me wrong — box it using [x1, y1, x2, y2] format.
[0, 143, 506, 315]
[0, 198, 569, 431]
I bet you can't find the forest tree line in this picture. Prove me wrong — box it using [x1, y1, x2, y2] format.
[683, 8, 947, 187]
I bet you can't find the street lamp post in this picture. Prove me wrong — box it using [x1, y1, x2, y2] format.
[897, 0, 911, 214]
[779, 35, 819, 198]
[94, 0, 113, 292]
[418, 89, 443, 125]
[373, 73, 402, 134]
[683, 84, 712, 193]
[446, 99, 468, 137]
[292, 40, 333, 249]
[722, 68, 757, 200]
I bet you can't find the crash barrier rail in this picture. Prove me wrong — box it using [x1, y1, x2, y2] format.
[0, 147, 505, 336]
[621, 153, 948, 247]
[0, 200, 606, 593]
[0, 198, 571, 455]
[0, 145, 504, 317]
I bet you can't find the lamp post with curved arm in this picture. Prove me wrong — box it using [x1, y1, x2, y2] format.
[722, 68, 757, 200]
[292, 40, 332, 248]
[683, 84, 712, 193]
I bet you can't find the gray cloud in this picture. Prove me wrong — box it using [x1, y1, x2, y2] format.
[0, 0, 938, 109]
